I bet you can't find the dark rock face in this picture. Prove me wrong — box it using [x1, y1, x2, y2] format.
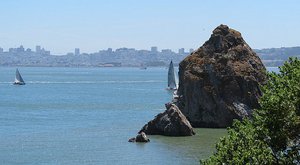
[139, 103, 195, 136]
[128, 132, 150, 143]
[135, 132, 150, 142]
[128, 137, 136, 142]
[175, 24, 267, 128]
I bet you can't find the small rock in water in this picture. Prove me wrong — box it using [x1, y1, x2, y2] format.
[135, 132, 150, 142]
[128, 132, 150, 143]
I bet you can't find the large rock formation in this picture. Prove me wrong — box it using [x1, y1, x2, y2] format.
[139, 103, 195, 136]
[175, 24, 267, 128]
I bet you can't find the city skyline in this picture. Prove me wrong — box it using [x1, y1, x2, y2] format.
[0, 0, 299, 54]
[0, 45, 194, 55]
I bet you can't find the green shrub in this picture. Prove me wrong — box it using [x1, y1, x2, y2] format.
[201, 58, 300, 164]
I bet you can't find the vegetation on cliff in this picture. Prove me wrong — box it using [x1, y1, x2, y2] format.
[201, 58, 300, 164]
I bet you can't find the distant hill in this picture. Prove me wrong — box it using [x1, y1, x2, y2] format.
[254, 46, 300, 66]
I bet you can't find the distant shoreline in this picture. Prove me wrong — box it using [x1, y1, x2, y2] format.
[1, 46, 299, 68]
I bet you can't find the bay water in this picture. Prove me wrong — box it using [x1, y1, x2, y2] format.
[0, 67, 278, 165]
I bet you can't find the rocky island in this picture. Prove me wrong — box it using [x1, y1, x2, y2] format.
[137, 24, 267, 137]
[175, 24, 267, 128]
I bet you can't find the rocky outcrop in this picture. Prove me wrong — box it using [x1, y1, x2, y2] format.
[175, 24, 267, 128]
[139, 103, 195, 136]
[128, 132, 150, 143]
[136, 132, 150, 142]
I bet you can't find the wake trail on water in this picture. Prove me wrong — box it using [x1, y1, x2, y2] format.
[0, 80, 165, 84]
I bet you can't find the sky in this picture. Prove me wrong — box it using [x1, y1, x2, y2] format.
[0, 0, 299, 55]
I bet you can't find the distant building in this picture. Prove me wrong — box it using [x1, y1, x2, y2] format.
[107, 48, 113, 53]
[116, 47, 134, 52]
[178, 48, 185, 54]
[40, 48, 50, 55]
[35, 46, 50, 55]
[36, 45, 41, 53]
[17, 45, 25, 53]
[0, 47, 3, 53]
[9, 48, 15, 53]
[44, 50, 50, 55]
[75, 48, 80, 55]
[26, 48, 32, 52]
[161, 49, 173, 54]
[151, 46, 158, 52]
[189, 48, 194, 53]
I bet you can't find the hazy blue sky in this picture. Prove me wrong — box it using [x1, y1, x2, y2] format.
[0, 0, 299, 54]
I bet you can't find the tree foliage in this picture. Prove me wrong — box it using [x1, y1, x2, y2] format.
[201, 58, 300, 164]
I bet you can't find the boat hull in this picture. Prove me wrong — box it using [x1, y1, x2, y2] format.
[166, 87, 177, 90]
[13, 82, 25, 85]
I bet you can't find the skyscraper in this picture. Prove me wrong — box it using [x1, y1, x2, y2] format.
[17, 45, 24, 53]
[178, 48, 185, 54]
[151, 46, 158, 52]
[75, 48, 80, 55]
[107, 48, 112, 53]
[36, 45, 41, 53]
[0, 47, 3, 53]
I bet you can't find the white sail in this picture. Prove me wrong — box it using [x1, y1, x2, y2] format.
[14, 68, 25, 85]
[167, 60, 177, 90]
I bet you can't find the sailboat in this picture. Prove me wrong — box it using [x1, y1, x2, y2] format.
[13, 68, 25, 85]
[167, 60, 177, 90]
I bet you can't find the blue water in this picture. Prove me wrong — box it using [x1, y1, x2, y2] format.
[0, 67, 277, 165]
